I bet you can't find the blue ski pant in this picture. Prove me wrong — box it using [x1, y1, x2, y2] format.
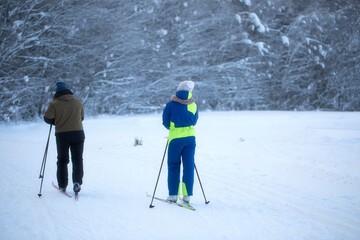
[167, 136, 196, 196]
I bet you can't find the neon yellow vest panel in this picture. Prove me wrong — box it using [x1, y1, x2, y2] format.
[168, 101, 197, 143]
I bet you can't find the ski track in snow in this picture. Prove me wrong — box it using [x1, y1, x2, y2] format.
[0, 111, 359, 240]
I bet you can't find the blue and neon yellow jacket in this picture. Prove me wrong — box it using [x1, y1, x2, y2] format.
[162, 90, 198, 143]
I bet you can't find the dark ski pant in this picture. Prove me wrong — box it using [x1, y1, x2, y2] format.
[56, 131, 84, 189]
[167, 136, 196, 196]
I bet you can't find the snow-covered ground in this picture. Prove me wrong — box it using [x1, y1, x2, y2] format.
[1, 111, 359, 240]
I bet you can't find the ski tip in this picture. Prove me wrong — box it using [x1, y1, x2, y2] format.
[149, 205, 155, 208]
[205, 201, 210, 204]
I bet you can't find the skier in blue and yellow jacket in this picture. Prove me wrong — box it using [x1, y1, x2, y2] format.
[162, 80, 198, 203]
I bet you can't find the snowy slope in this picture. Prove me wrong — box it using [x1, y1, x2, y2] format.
[0, 111, 359, 240]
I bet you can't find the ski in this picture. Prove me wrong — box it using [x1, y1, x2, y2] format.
[52, 181, 72, 198]
[179, 197, 195, 210]
[147, 194, 195, 211]
[75, 192, 79, 201]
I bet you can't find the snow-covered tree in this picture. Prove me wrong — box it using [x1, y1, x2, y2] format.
[0, 0, 359, 121]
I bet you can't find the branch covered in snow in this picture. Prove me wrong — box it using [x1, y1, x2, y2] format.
[0, 0, 359, 121]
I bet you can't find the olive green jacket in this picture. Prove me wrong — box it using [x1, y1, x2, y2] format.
[44, 93, 84, 133]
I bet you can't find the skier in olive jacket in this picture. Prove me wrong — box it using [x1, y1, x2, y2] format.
[44, 82, 85, 194]
[162, 80, 198, 203]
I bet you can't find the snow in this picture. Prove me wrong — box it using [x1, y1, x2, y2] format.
[254, 42, 268, 55]
[282, 36, 290, 46]
[318, 45, 327, 57]
[13, 20, 24, 29]
[1, 111, 360, 240]
[236, 14, 242, 24]
[239, 0, 252, 7]
[156, 29, 168, 37]
[241, 38, 253, 45]
[248, 13, 266, 33]
[241, 39, 268, 55]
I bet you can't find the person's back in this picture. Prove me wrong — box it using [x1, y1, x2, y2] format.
[44, 82, 85, 194]
[49, 93, 83, 133]
[162, 80, 198, 203]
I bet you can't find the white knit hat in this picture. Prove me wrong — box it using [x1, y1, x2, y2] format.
[177, 80, 195, 92]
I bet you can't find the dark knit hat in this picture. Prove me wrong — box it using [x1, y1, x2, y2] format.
[56, 82, 67, 92]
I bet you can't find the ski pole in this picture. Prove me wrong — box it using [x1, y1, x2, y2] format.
[149, 139, 168, 208]
[195, 163, 210, 204]
[38, 124, 52, 197]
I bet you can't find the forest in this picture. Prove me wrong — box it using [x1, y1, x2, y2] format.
[0, 0, 359, 121]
